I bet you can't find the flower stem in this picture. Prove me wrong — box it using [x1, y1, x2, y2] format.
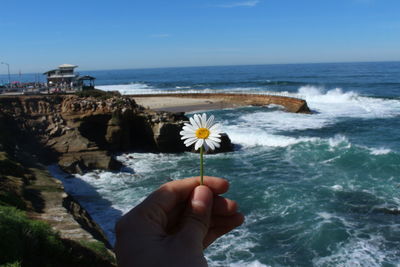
[200, 146, 204, 185]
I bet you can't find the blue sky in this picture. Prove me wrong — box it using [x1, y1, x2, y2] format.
[0, 0, 399, 73]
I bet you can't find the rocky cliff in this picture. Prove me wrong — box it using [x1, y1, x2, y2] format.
[0, 95, 233, 174]
[0, 115, 115, 266]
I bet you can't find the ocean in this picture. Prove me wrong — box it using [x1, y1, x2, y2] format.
[49, 62, 400, 266]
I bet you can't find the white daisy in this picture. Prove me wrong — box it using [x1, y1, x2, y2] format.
[180, 113, 221, 151]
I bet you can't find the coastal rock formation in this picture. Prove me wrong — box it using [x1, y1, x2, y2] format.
[0, 146, 115, 265]
[0, 95, 234, 174]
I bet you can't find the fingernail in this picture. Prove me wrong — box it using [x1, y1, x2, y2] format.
[191, 186, 212, 214]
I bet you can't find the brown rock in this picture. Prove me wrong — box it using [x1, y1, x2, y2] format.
[152, 121, 187, 152]
[59, 151, 122, 174]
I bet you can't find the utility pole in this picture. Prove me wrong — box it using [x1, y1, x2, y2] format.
[1, 62, 11, 87]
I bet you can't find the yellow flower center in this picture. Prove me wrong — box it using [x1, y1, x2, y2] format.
[195, 128, 210, 139]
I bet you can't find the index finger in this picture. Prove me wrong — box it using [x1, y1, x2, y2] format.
[146, 176, 229, 213]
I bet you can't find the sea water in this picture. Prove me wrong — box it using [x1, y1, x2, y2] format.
[49, 62, 400, 266]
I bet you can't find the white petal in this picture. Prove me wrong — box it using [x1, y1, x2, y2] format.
[206, 115, 215, 128]
[184, 136, 197, 143]
[208, 136, 221, 143]
[194, 139, 204, 150]
[203, 141, 210, 151]
[184, 138, 197, 146]
[183, 125, 196, 132]
[180, 130, 196, 136]
[182, 128, 196, 135]
[209, 123, 221, 133]
[214, 141, 221, 148]
[205, 139, 215, 150]
[194, 114, 202, 129]
[201, 113, 207, 127]
[181, 134, 195, 140]
[190, 117, 200, 129]
[209, 132, 221, 137]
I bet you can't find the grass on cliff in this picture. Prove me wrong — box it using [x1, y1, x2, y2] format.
[0, 205, 115, 267]
[0, 152, 28, 210]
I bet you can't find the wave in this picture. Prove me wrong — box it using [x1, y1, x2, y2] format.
[296, 85, 400, 118]
[224, 126, 319, 148]
[97, 83, 156, 94]
[219, 86, 400, 147]
[313, 234, 397, 266]
[206, 212, 267, 267]
[369, 147, 392, 155]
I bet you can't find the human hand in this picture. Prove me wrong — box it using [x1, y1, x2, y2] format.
[115, 176, 244, 267]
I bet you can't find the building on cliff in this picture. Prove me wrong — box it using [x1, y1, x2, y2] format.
[43, 64, 95, 92]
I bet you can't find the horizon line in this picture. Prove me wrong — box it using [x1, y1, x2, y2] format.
[0, 60, 400, 76]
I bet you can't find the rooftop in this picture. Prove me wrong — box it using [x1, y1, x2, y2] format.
[59, 64, 78, 69]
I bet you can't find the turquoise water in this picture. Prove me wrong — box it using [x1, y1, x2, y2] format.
[50, 62, 400, 266]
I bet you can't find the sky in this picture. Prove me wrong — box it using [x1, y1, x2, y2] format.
[0, 0, 399, 73]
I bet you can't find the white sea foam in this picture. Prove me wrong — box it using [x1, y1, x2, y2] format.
[206, 212, 264, 267]
[224, 125, 318, 148]
[331, 185, 344, 191]
[369, 147, 392, 155]
[317, 212, 334, 220]
[98, 83, 400, 122]
[219, 85, 400, 149]
[48, 164, 155, 244]
[313, 235, 397, 267]
[328, 135, 351, 149]
[97, 83, 156, 94]
[238, 110, 329, 132]
[297, 85, 400, 119]
[230, 86, 400, 134]
[229, 260, 269, 267]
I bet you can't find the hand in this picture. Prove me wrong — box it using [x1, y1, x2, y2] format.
[115, 176, 244, 267]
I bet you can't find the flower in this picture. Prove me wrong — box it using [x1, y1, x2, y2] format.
[180, 113, 221, 151]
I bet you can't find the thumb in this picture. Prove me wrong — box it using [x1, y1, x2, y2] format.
[179, 185, 213, 247]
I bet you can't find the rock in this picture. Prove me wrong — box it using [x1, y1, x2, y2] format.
[152, 122, 187, 152]
[213, 133, 234, 153]
[63, 194, 112, 248]
[105, 125, 123, 150]
[0, 95, 234, 175]
[59, 151, 122, 174]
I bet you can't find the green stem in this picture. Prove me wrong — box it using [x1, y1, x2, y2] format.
[200, 145, 204, 185]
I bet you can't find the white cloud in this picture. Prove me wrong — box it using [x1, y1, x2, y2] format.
[217, 0, 260, 8]
[149, 34, 171, 38]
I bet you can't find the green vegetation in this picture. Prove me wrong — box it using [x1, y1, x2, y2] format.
[1, 261, 22, 267]
[75, 89, 120, 100]
[79, 240, 116, 264]
[0, 152, 27, 177]
[0, 205, 115, 267]
[0, 142, 115, 266]
[0, 152, 28, 210]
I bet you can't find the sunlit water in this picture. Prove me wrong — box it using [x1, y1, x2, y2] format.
[49, 62, 400, 266]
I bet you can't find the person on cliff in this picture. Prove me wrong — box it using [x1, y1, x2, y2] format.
[115, 176, 244, 267]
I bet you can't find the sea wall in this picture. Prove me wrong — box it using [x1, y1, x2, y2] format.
[130, 93, 311, 113]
